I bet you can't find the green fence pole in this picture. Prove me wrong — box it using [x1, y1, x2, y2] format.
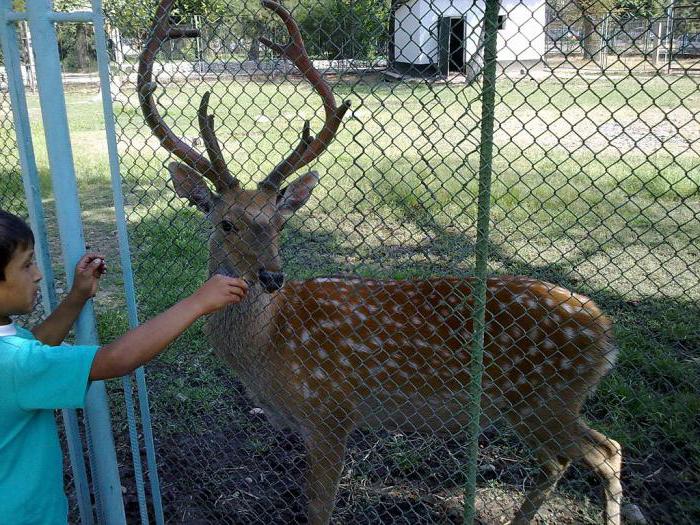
[463, 0, 501, 523]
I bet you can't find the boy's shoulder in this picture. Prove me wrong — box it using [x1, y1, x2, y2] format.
[0, 324, 36, 344]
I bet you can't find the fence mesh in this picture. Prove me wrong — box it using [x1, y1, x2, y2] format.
[1, 0, 698, 523]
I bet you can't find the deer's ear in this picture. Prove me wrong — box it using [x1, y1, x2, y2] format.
[277, 171, 319, 216]
[168, 162, 213, 213]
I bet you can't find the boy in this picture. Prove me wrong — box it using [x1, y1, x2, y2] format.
[0, 209, 249, 524]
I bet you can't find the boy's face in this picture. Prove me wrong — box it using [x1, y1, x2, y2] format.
[0, 245, 42, 321]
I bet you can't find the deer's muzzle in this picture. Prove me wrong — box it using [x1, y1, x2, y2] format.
[259, 268, 284, 293]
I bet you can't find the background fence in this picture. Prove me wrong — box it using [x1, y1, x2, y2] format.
[1, 0, 699, 523]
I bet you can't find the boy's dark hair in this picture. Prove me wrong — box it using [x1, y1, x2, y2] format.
[0, 210, 35, 281]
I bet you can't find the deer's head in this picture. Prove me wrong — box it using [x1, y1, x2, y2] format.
[138, 0, 349, 292]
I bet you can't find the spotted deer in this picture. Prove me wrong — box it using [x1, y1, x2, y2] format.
[138, 1, 623, 523]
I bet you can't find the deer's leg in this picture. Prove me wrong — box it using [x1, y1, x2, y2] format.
[512, 414, 623, 525]
[303, 424, 349, 525]
[574, 424, 623, 525]
[511, 454, 570, 525]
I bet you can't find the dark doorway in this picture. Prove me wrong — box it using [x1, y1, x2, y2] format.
[438, 17, 465, 75]
[449, 18, 465, 72]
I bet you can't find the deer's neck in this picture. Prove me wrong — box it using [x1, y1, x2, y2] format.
[205, 283, 280, 369]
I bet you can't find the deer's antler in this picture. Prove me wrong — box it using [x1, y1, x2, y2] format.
[257, 0, 351, 192]
[138, 0, 237, 192]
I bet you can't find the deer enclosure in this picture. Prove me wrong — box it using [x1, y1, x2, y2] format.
[1, 0, 698, 524]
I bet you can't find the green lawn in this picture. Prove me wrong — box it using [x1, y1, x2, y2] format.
[0, 72, 698, 523]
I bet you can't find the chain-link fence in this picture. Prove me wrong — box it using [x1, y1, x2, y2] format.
[103, 1, 700, 523]
[1, 0, 698, 523]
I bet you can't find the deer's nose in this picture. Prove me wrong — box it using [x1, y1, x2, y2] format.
[259, 268, 284, 292]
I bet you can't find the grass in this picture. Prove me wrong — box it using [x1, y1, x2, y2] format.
[1, 71, 698, 523]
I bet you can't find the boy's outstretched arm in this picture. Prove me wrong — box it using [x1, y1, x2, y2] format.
[32, 253, 106, 345]
[89, 275, 248, 380]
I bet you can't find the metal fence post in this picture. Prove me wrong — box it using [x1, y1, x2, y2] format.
[20, 1, 126, 523]
[462, 0, 500, 523]
[0, 3, 97, 524]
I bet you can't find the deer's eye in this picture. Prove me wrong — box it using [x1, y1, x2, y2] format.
[220, 220, 237, 233]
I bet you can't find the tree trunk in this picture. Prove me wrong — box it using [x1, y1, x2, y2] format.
[247, 21, 265, 61]
[247, 37, 260, 61]
[581, 14, 598, 60]
[75, 24, 90, 70]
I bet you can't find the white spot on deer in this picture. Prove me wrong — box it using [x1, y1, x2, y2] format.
[415, 339, 430, 348]
[338, 355, 352, 368]
[318, 348, 328, 360]
[516, 375, 527, 385]
[356, 311, 368, 322]
[370, 336, 383, 348]
[290, 362, 300, 374]
[582, 327, 597, 340]
[519, 406, 534, 418]
[543, 338, 556, 350]
[513, 354, 525, 365]
[319, 320, 337, 330]
[501, 380, 516, 393]
[498, 333, 511, 345]
[313, 368, 327, 380]
[527, 346, 538, 356]
[399, 369, 410, 379]
[407, 361, 419, 370]
[386, 359, 399, 369]
[562, 302, 579, 314]
[303, 382, 317, 399]
[411, 315, 422, 325]
[502, 361, 513, 372]
[526, 298, 538, 309]
[550, 314, 562, 323]
[351, 342, 372, 354]
[287, 340, 297, 351]
[447, 295, 459, 305]
[560, 357, 572, 370]
[300, 329, 310, 343]
[368, 365, 384, 376]
[562, 327, 576, 341]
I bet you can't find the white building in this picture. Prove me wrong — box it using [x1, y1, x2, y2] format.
[391, 0, 546, 76]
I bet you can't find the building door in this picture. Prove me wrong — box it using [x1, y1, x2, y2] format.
[439, 16, 465, 75]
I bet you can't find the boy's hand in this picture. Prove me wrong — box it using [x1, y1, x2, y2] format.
[190, 275, 248, 315]
[70, 253, 107, 302]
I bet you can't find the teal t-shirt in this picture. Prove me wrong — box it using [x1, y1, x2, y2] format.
[0, 323, 99, 525]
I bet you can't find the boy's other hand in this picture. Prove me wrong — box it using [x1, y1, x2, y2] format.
[190, 275, 248, 315]
[71, 253, 107, 301]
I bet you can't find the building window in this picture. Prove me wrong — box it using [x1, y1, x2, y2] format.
[497, 15, 506, 30]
